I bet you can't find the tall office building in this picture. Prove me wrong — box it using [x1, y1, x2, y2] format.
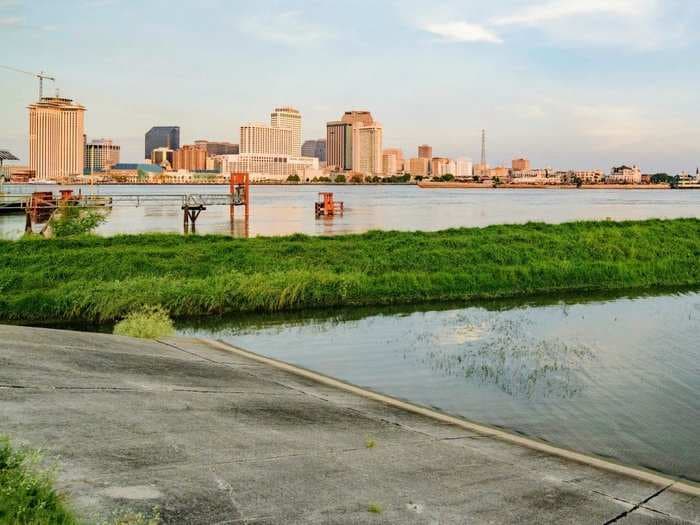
[28, 96, 86, 180]
[84, 138, 120, 174]
[301, 139, 326, 162]
[145, 126, 180, 160]
[358, 124, 383, 176]
[326, 121, 353, 171]
[326, 111, 382, 175]
[418, 144, 432, 159]
[240, 123, 292, 155]
[271, 107, 302, 156]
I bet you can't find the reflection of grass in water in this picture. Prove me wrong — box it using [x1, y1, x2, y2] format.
[413, 313, 595, 399]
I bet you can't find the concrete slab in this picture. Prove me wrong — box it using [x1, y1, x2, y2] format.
[0, 325, 698, 524]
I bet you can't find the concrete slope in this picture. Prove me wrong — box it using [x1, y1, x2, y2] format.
[0, 324, 697, 524]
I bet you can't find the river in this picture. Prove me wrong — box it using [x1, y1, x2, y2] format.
[1, 184, 699, 239]
[179, 290, 700, 483]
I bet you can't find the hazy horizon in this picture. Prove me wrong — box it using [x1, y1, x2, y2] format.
[1, 0, 699, 173]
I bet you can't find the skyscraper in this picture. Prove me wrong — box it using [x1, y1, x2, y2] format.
[271, 107, 302, 156]
[326, 111, 382, 175]
[28, 96, 86, 180]
[240, 123, 292, 155]
[145, 126, 180, 160]
[84, 138, 120, 174]
[358, 124, 383, 176]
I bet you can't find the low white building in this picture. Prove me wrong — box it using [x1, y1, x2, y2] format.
[215, 153, 319, 182]
[454, 158, 473, 179]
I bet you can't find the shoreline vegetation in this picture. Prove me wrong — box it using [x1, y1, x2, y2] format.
[0, 219, 698, 323]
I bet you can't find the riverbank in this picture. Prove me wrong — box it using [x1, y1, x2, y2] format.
[1, 219, 698, 323]
[1, 324, 698, 523]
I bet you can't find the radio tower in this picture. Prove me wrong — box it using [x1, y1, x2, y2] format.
[480, 129, 487, 167]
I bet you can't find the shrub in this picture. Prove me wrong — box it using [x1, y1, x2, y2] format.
[0, 436, 77, 524]
[334, 174, 346, 183]
[113, 305, 175, 339]
[50, 207, 106, 238]
[286, 174, 300, 183]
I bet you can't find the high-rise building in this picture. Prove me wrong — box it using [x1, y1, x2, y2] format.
[145, 126, 180, 160]
[418, 144, 432, 159]
[326, 122, 353, 171]
[358, 124, 383, 176]
[326, 111, 382, 175]
[194, 140, 239, 156]
[271, 107, 302, 156]
[172, 145, 207, 171]
[84, 138, 120, 174]
[240, 123, 292, 155]
[28, 96, 86, 181]
[512, 158, 530, 172]
[301, 139, 326, 162]
[408, 157, 430, 177]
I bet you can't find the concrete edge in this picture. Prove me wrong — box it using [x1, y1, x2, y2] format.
[198, 337, 700, 498]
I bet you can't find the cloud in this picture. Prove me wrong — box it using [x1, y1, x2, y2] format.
[421, 21, 502, 44]
[239, 11, 334, 46]
[491, 0, 648, 26]
[0, 15, 22, 26]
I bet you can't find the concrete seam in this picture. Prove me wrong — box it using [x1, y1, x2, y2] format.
[199, 337, 700, 498]
[603, 483, 674, 524]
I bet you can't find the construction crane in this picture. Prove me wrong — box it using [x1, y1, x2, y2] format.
[0, 64, 55, 100]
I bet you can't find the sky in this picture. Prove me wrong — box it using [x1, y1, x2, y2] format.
[1, 0, 699, 173]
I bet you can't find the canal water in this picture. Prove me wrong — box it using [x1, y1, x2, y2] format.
[179, 291, 700, 483]
[1, 184, 699, 239]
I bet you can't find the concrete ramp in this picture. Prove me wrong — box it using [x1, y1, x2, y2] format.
[0, 325, 698, 524]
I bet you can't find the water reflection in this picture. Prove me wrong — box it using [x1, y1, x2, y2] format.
[410, 314, 595, 399]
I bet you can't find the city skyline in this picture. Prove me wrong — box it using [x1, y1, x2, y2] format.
[2, 1, 700, 173]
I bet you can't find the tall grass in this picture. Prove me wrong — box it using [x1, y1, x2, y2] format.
[0, 436, 77, 525]
[0, 219, 698, 322]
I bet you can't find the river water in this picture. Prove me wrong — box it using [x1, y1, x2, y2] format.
[179, 291, 700, 483]
[1, 184, 699, 239]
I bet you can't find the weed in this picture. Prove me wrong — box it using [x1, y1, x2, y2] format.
[113, 305, 175, 339]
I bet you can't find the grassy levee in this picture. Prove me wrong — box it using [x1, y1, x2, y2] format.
[0, 219, 698, 323]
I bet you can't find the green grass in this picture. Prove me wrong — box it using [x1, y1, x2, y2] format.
[113, 305, 175, 339]
[0, 219, 698, 323]
[0, 437, 77, 525]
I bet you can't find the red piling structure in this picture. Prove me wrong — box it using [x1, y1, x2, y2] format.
[229, 172, 250, 237]
[315, 192, 344, 216]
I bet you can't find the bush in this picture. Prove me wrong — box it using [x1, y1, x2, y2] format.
[113, 305, 175, 339]
[50, 207, 106, 238]
[286, 175, 300, 183]
[335, 174, 346, 183]
[0, 436, 77, 524]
